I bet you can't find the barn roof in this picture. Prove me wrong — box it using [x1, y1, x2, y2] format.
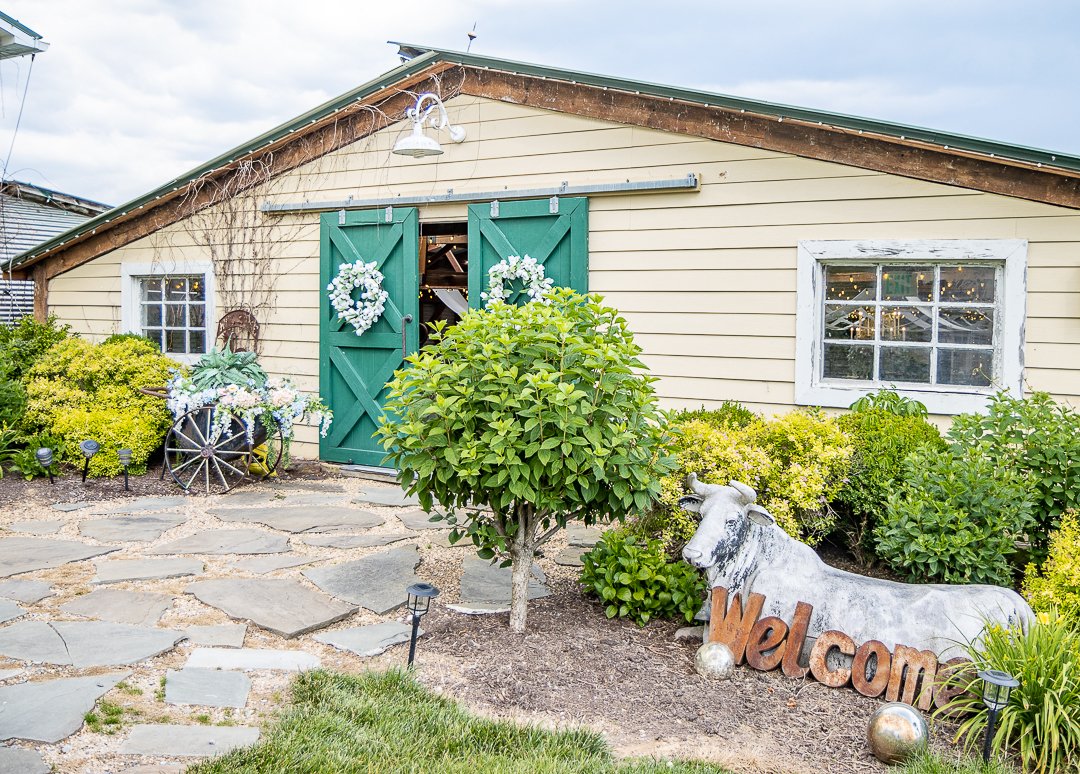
[0, 180, 109, 267]
[13, 44, 1080, 277]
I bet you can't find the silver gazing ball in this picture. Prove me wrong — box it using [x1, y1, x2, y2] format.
[867, 702, 928, 764]
[694, 642, 735, 679]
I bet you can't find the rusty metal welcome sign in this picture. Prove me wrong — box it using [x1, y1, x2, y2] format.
[708, 587, 968, 710]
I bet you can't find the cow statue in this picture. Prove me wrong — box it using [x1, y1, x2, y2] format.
[680, 474, 1034, 660]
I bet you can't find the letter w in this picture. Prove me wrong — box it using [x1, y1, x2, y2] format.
[708, 587, 765, 665]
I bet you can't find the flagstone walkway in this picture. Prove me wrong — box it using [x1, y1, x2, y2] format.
[0, 475, 600, 773]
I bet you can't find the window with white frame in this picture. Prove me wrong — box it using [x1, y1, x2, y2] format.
[795, 240, 1026, 415]
[121, 262, 214, 363]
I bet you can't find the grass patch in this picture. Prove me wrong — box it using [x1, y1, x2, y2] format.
[83, 699, 130, 735]
[187, 669, 727, 774]
[897, 750, 1017, 774]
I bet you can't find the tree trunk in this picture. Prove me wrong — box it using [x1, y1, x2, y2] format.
[508, 508, 536, 633]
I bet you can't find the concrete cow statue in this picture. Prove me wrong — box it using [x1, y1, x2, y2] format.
[680, 474, 1034, 660]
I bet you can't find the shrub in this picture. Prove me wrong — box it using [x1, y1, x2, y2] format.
[834, 408, 946, 563]
[938, 612, 1080, 774]
[102, 332, 160, 350]
[876, 445, 1034, 585]
[1024, 511, 1080, 625]
[948, 391, 1080, 564]
[0, 314, 71, 382]
[849, 388, 929, 417]
[378, 290, 674, 632]
[24, 337, 177, 476]
[579, 530, 707, 626]
[671, 401, 758, 430]
[650, 410, 852, 549]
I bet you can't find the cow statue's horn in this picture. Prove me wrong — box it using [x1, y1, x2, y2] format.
[729, 480, 757, 504]
[686, 473, 721, 497]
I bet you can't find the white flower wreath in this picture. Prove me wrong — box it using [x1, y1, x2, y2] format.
[327, 260, 389, 336]
[480, 254, 555, 307]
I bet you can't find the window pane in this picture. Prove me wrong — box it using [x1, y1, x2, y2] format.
[881, 266, 932, 302]
[144, 328, 163, 349]
[166, 304, 186, 327]
[189, 330, 206, 354]
[190, 277, 205, 301]
[142, 304, 162, 327]
[879, 346, 931, 384]
[938, 349, 994, 387]
[825, 266, 876, 302]
[940, 266, 995, 303]
[824, 305, 875, 341]
[939, 307, 994, 346]
[880, 306, 933, 343]
[823, 344, 874, 380]
[141, 279, 163, 302]
[165, 330, 187, 354]
[189, 303, 205, 329]
[165, 278, 189, 301]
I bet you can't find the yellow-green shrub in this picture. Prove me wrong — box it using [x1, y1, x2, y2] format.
[24, 338, 178, 476]
[1025, 510, 1080, 624]
[648, 410, 853, 548]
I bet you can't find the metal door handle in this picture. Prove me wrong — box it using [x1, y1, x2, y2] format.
[402, 314, 413, 357]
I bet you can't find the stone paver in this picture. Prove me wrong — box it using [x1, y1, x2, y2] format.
[303, 545, 420, 614]
[553, 546, 586, 567]
[299, 533, 409, 549]
[449, 558, 549, 613]
[268, 480, 345, 493]
[0, 537, 118, 578]
[60, 589, 174, 626]
[395, 510, 447, 531]
[566, 523, 605, 548]
[314, 622, 418, 657]
[0, 580, 52, 604]
[90, 497, 187, 515]
[93, 558, 204, 585]
[0, 672, 128, 742]
[148, 529, 288, 555]
[0, 600, 23, 625]
[165, 668, 251, 708]
[79, 515, 186, 543]
[0, 621, 185, 667]
[353, 488, 420, 507]
[228, 555, 311, 574]
[186, 579, 356, 638]
[8, 519, 64, 535]
[120, 724, 260, 757]
[185, 647, 319, 671]
[213, 492, 346, 508]
[0, 746, 49, 773]
[209, 505, 384, 534]
[185, 624, 246, 648]
[50, 501, 90, 513]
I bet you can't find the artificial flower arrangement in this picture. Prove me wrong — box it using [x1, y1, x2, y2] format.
[480, 254, 554, 307]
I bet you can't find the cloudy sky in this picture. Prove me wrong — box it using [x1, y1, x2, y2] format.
[1, 0, 1077, 206]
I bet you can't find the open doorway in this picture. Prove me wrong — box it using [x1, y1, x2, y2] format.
[418, 222, 468, 348]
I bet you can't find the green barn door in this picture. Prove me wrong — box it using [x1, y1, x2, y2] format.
[467, 197, 588, 307]
[319, 208, 419, 466]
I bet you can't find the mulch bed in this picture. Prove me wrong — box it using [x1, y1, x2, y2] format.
[420, 574, 962, 774]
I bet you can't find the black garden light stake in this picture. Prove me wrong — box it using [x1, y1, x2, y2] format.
[117, 448, 133, 491]
[79, 439, 100, 483]
[35, 447, 54, 484]
[978, 669, 1019, 762]
[405, 583, 440, 668]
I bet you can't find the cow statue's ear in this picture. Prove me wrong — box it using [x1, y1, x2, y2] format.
[746, 503, 775, 526]
[678, 495, 703, 514]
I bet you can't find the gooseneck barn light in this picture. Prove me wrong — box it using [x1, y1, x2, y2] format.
[392, 93, 466, 158]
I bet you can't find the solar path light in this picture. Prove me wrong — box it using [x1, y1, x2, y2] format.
[79, 439, 100, 483]
[118, 448, 133, 491]
[978, 669, 1019, 762]
[405, 583, 440, 667]
[35, 447, 54, 484]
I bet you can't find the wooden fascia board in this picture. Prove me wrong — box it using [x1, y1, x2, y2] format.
[34, 63, 459, 282]
[461, 68, 1080, 210]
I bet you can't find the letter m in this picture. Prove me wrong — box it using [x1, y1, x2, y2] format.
[886, 644, 938, 710]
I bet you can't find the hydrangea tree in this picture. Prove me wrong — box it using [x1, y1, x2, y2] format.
[378, 289, 674, 632]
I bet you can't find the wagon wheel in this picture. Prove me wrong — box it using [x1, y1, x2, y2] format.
[164, 406, 253, 495]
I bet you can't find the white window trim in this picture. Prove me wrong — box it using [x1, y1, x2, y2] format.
[795, 239, 1026, 415]
[120, 261, 215, 365]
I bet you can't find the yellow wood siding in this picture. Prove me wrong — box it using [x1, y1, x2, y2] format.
[48, 94, 1080, 459]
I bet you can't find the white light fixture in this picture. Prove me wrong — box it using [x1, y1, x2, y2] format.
[392, 92, 466, 158]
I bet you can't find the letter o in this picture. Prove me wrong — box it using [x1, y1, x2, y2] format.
[851, 640, 891, 698]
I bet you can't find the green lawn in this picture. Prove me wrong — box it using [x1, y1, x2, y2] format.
[897, 750, 1017, 774]
[187, 669, 729, 774]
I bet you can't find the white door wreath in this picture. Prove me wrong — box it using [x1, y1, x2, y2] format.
[327, 260, 389, 335]
[480, 254, 555, 307]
